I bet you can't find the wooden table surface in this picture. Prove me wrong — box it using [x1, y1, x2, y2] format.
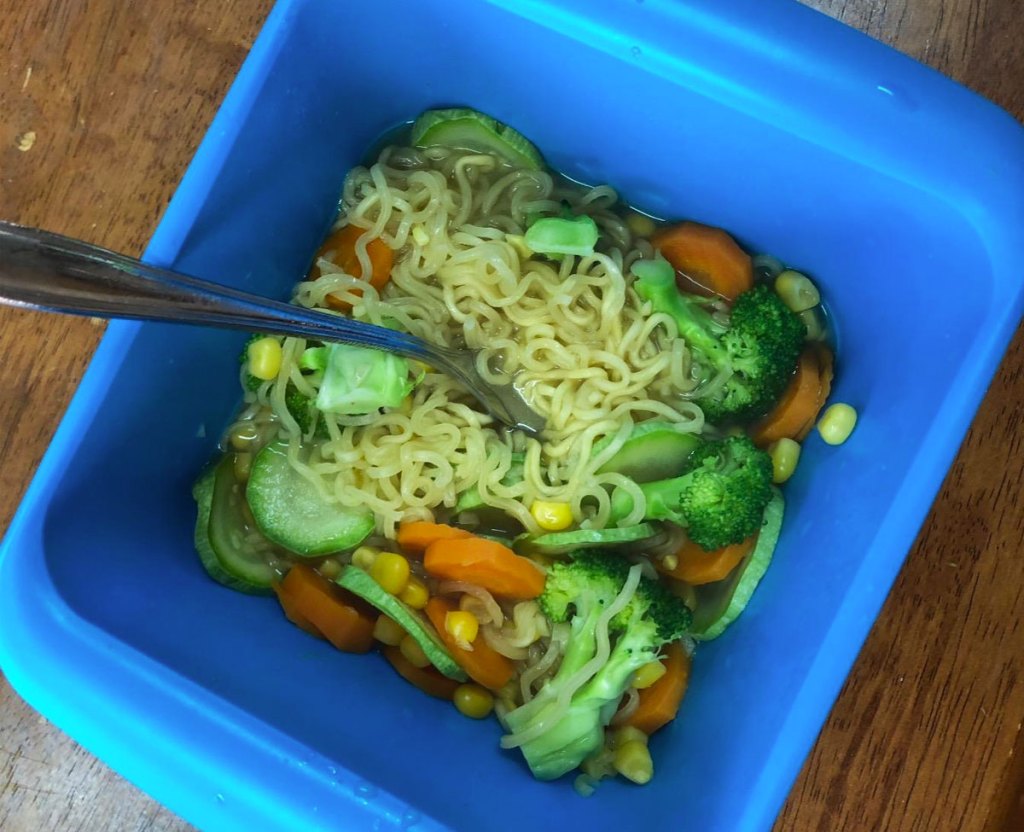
[2, 1, 1023, 830]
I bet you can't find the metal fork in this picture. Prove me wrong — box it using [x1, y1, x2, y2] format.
[0, 221, 546, 436]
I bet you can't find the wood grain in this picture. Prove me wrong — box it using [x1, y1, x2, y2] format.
[0, 1, 1022, 831]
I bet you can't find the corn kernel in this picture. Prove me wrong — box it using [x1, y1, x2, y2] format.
[445, 610, 479, 651]
[661, 554, 679, 572]
[370, 552, 410, 595]
[817, 403, 858, 446]
[228, 422, 260, 451]
[799, 307, 828, 341]
[373, 615, 406, 646]
[453, 684, 494, 719]
[633, 660, 668, 690]
[614, 740, 654, 784]
[411, 224, 430, 246]
[626, 212, 657, 238]
[247, 336, 283, 380]
[530, 500, 573, 532]
[610, 726, 648, 749]
[399, 576, 429, 610]
[399, 634, 430, 668]
[318, 557, 342, 580]
[768, 438, 801, 484]
[351, 546, 380, 571]
[774, 269, 821, 313]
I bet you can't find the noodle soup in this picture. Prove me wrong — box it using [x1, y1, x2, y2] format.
[193, 108, 844, 790]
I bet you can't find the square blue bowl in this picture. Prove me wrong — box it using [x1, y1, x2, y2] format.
[3, 1, 1024, 830]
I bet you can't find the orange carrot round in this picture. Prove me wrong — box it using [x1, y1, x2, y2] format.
[273, 580, 324, 639]
[652, 221, 753, 301]
[382, 645, 460, 700]
[313, 225, 393, 311]
[624, 642, 691, 735]
[277, 563, 375, 653]
[659, 534, 757, 585]
[423, 536, 545, 599]
[396, 521, 473, 558]
[750, 345, 833, 447]
[424, 596, 515, 690]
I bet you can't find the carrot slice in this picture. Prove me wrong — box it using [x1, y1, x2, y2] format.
[273, 580, 324, 638]
[750, 345, 833, 447]
[652, 222, 753, 301]
[423, 537, 545, 599]
[659, 534, 757, 585]
[277, 564, 375, 653]
[396, 521, 473, 557]
[382, 645, 460, 700]
[313, 225, 393, 311]
[424, 597, 515, 690]
[798, 344, 834, 441]
[624, 642, 691, 735]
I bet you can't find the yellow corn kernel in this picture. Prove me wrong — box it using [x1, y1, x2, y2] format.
[614, 740, 654, 785]
[768, 438, 801, 484]
[817, 403, 858, 446]
[633, 660, 668, 690]
[445, 610, 479, 650]
[453, 684, 494, 719]
[661, 554, 679, 572]
[609, 725, 648, 750]
[247, 336, 283, 380]
[626, 212, 657, 238]
[399, 635, 430, 668]
[370, 552, 411, 595]
[373, 615, 406, 647]
[318, 557, 342, 580]
[530, 500, 573, 532]
[232, 451, 252, 483]
[505, 234, 534, 260]
[351, 546, 380, 571]
[228, 422, 260, 451]
[399, 576, 429, 610]
[774, 269, 821, 313]
[411, 224, 430, 246]
[799, 307, 828, 342]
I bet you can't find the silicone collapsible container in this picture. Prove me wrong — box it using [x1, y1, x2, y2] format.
[3, 1, 1024, 830]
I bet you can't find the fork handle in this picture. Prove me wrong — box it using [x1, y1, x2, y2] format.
[0, 221, 434, 361]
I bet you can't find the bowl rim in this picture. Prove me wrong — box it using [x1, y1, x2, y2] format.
[3, 1, 1024, 830]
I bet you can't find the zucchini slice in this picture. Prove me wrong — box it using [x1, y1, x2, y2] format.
[192, 458, 277, 594]
[691, 489, 785, 640]
[411, 108, 543, 170]
[594, 422, 700, 483]
[337, 566, 466, 681]
[247, 440, 374, 557]
[516, 523, 657, 557]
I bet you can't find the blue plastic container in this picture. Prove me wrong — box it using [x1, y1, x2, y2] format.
[3, 1, 1024, 829]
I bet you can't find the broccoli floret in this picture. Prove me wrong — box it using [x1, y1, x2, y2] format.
[284, 386, 330, 439]
[609, 435, 773, 550]
[501, 551, 691, 780]
[634, 261, 803, 422]
[240, 333, 268, 392]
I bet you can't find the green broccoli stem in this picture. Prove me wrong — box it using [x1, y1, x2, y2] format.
[514, 623, 660, 780]
[502, 602, 604, 731]
[633, 258, 724, 360]
[608, 477, 689, 526]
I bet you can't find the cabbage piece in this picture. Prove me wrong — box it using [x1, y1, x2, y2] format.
[315, 343, 413, 415]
